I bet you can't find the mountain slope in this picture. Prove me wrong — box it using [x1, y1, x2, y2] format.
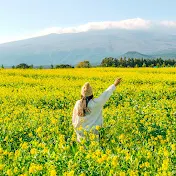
[119, 51, 153, 59]
[0, 30, 176, 66]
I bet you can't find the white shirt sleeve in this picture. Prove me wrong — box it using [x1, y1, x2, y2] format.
[91, 84, 116, 108]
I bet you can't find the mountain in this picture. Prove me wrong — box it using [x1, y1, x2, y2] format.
[152, 48, 176, 59]
[120, 51, 153, 59]
[0, 29, 176, 66]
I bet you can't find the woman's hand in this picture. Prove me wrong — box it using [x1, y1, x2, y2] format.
[114, 78, 122, 87]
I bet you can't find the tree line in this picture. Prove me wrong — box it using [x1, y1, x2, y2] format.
[1, 57, 176, 69]
[7, 63, 74, 69]
[100, 57, 176, 67]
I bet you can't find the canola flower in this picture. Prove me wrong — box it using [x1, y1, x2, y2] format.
[0, 67, 175, 175]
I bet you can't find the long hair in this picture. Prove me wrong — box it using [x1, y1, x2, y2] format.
[78, 95, 93, 117]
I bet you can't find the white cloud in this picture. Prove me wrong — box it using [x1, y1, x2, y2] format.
[0, 37, 21, 44]
[37, 18, 151, 36]
[160, 20, 176, 27]
[0, 18, 176, 44]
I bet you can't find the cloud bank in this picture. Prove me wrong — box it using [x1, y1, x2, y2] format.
[38, 18, 151, 36]
[1, 18, 176, 44]
[160, 20, 176, 27]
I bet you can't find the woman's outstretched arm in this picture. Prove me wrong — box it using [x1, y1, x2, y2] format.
[91, 78, 122, 107]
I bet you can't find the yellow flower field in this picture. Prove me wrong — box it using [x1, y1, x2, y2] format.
[0, 68, 175, 176]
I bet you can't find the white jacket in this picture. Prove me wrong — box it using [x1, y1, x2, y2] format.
[72, 84, 116, 142]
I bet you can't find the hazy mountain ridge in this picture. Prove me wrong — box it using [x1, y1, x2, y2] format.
[0, 29, 176, 66]
[119, 51, 154, 59]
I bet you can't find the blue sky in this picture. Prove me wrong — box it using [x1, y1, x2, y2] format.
[0, 0, 176, 43]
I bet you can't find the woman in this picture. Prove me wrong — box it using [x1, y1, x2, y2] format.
[72, 78, 122, 142]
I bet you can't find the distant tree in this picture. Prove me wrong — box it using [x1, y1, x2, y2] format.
[114, 58, 120, 67]
[101, 57, 114, 67]
[162, 63, 166, 67]
[156, 58, 163, 66]
[55, 64, 74, 68]
[123, 57, 127, 67]
[51, 64, 54, 69]
[142, 63, 146, 67]
[1, 64, 4, 69]
[119, 57, 123, 67]
[29, 64, 34, 69]
[39, 66, 43, 69]
[99, 57, 176, 68]
[127, 58, 132, 67]
[16, 63, 30, 69]
[131, 58, 135, 67]
[135, 64, 138, 68]
[12, 65, 15, 69]
[76, 60, 91, 68]
[156, 63, 160, 68]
